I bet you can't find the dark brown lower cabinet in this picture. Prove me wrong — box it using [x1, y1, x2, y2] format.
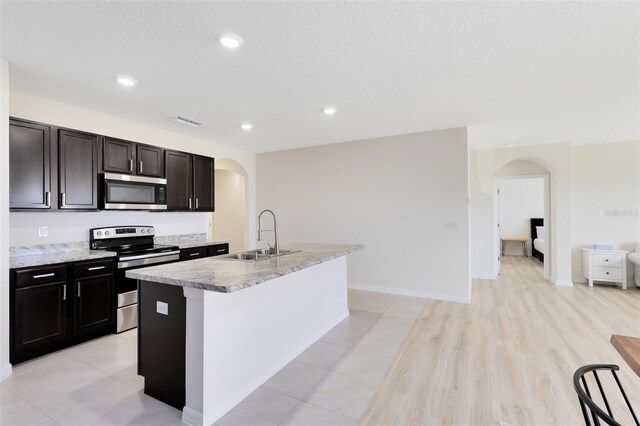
[13, 281, 68, 361]
[139, 280, 186, 409]
[11, 259, 116, 365]
[74, 274, 114, 337]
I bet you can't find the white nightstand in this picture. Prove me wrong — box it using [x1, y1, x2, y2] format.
[581, 248, 628, 290]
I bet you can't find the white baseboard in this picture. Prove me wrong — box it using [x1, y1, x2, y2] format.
[572, 277, 588, 284]
[348, 283, 470, 304]
[181, 407, 204, 426]
[1, 364, 12, 382]
[184, 310, 349, 426]
[553, 278, 574, 287]
[471, 273, 498, 280]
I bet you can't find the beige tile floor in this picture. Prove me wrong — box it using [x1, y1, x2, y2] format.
[0, 290, 425, 426]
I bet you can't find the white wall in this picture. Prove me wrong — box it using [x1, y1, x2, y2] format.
[1, 61, 12, 380]
[257, 128, 470, 303]
[213, 170, 246, 253]
[9, 91, 257, 248]
[571, 141, 640, 284]
[470, 144, 573, 285]
[498, 178, 544, 256]
[10, 211, 209, 247]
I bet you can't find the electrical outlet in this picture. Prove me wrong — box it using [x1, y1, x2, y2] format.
[156, 301, 169, 316]
[445, 222, 458, 231]
[38, 226, 48, 237]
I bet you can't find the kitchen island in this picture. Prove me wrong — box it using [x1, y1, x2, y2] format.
[126, 243, 363, 426]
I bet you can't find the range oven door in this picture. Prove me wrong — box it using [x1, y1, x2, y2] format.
[116, 250, 180, 333]
[103, 173, 167, 211]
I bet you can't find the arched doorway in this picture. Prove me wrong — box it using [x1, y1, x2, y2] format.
[493, 159, 551, 281]
[213, 159, 249, 253]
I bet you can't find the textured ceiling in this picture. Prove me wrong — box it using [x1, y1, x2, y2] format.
[2, 1, 639, 152]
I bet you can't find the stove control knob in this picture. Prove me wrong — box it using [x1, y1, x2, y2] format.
[140, 229, 145, 234]
[105, 231, 110, 236]
[96, 231, 102, 236]
[147, 228, 153, 234]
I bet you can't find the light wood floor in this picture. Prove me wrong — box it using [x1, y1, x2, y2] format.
[362, 256, 640, 425]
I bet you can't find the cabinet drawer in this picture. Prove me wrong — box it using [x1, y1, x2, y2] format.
[592, 266, 623, 281]
[74, 259, 115, 278]
[15, 265, 67, 288]
[180, 247, 207, 261]
[208, 243, 229, 257]
[592, 254, 623, 267]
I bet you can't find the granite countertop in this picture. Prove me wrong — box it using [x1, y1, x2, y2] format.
[10, 250, 117, 269]
[126, 243, 364, 293]
[175, 240, 229, 250]
[154, 234, 229, 250]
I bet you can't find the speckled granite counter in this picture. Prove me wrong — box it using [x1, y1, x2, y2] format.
[154, 233, 229, 250]
[127, 243, 363, 293]
[10, 250, 117, 269]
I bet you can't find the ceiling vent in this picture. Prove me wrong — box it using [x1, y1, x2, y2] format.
[173, 116, 205, 127]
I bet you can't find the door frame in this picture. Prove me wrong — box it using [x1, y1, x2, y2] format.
[493, 174, 550, 280]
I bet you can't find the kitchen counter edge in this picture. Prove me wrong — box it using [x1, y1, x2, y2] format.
[126, 243, 364, 293]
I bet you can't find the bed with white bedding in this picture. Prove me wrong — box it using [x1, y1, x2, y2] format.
[530, 218, 544, 262]
[533, 238, 544, 254]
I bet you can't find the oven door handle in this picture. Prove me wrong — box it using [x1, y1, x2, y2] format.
[119, 250, 181, 262]
[118, 252, 181, 269]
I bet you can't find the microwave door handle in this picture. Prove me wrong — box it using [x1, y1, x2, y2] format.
[129, 159, 133, 173]
[139, 161, 142, 174]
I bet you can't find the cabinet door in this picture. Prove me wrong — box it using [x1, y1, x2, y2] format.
[13, 281, 68, 361]
[9, 120, 51, 209]
[137, 144, 164, 177]
[103, 137, 134, 174]
[165, 150, 192, 210]
[75, 274, 114, 337]
[59, 130, 99, 210]
[193, 155, 215, 212]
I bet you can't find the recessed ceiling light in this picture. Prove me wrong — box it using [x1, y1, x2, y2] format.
[117, 75, 137, 86]
[323, 106, 337, 115]
[219, 33, 243, 49]
[240, 123, 253, 130]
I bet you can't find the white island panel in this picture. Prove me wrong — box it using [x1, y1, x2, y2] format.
[182, 256, 349, 426]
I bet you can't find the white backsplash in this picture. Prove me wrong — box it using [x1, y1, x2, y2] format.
[10, 211, 209, 247]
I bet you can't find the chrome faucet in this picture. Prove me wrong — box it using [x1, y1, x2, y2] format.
[257, 209, 279, 255]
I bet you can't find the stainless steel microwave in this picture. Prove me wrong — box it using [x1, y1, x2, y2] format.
[102, 173, 167, 210]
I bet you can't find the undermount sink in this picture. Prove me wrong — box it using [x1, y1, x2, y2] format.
[221, 249, 299, 261]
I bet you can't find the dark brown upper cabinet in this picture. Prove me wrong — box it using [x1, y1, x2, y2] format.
[103, 137, 164, 177]
[9, 119, 52, 209]
[136, 144, 164, 177]
[193, 155, 215, 212]
[165, 150, 192, 210]
[103, 137, 134, 174]
[165, 151, 215, 212]
[58, 130, 99, 210]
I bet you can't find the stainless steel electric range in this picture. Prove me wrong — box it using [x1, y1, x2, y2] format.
[90, 226, 180, 333]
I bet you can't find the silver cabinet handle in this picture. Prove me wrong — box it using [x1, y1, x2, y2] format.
[129, 159, 133, 173]
[190, 252, 200, 257]
[139, 161, 143, 174]
[45, 191, 51, 207]
[87, 266, 105, 271]
[188, 198, 192, 209]
[77, 282, 81, 297]
[61, 192, 66, 207]
[196, 198, 199, 209]
[63, 284, 66, 301]
[33, 273, 55, 279]
[216, 248, 226, 253]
